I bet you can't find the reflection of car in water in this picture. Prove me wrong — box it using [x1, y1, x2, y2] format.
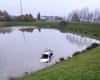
[40, 49, 53, 63]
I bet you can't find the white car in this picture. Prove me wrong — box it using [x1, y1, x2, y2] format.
[40, 49, 53, 63]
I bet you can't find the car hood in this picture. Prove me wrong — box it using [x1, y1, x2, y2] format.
[40, 58, 50, 63]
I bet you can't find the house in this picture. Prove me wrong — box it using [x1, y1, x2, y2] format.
[0, 10, 9, 21]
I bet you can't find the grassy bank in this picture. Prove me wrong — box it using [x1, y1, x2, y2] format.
[66, 23, 100, 40]
[0, 21, 59, 27]
[0, 21, 36, 27]
[17, 46, 100, 80]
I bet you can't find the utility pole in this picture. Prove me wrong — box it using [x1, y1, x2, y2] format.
[20, 0, 23, 15]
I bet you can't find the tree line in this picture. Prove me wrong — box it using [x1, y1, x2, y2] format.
[67, 8, 100, 23]
[0, 10, 34, 21]
[0, 8, 100, 23]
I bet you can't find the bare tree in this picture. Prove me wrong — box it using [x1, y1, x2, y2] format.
[67, 10, 80, 22]
[67, 7, 100, 23]
[79, 7, 89, 22]
[87, 12, 93, 23]
[67, 12, 73, 22]
[71, 12, 80, 22]
[93, 9, 100, 23]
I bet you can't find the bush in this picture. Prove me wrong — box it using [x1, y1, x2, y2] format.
[73, 52, 81, 57]
[84, 32, 87, 34]
[86, 43, 99, 50]
[94, 33, 98, 36]
[55, 61, 59, 64]
[59, 21, 68, 27]
[8, 77, 18, 80]
[67, 57, 71, 59]
[59, 57, 65, 61]
[81, 50, 87, 53]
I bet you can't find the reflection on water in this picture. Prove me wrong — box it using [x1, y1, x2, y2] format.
[0, 27, 99, 80]
[66, 33, 91, 47]
[66, 33, 100, 47]
[19, 28, 41, 33]
[19, 28, 34, 33]
[0, 28, 12, 34]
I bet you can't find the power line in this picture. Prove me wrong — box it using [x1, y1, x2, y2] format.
[20, 0, 23, 15]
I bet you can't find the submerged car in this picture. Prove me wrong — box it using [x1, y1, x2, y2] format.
[40, 49, 53, 63]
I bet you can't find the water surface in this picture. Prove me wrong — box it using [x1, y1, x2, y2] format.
[0, 27, 99, 80]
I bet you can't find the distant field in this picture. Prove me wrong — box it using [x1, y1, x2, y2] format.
[18, 46, 100, 80]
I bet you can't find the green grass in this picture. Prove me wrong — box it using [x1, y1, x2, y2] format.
[0, 21, 59, 27]
[0, 21, 36, 27]
[66, 22, 100, 40]
[18, 46, 100, 80]
[67, 22, 100, 33]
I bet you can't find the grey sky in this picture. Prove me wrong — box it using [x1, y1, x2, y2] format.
[0, 0, 100, 17]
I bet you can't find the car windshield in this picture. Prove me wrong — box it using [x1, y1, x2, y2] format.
[42, 54, 48, 58]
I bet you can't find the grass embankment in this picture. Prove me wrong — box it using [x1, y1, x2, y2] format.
[66, 23, 100, 40]
[18, 46, 100, 80]
[0, 21, 59, 27]
[0, 21, 36, 27]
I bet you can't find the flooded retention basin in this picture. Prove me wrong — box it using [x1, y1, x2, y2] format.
[0, 26, 100, 80]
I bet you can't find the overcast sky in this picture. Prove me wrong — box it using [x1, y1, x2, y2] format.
[0, 0, 100, 17]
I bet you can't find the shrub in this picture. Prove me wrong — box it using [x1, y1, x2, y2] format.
[81, 50, 87, 53]
[55, 61, 59, 64]
[8, 77, 18, 80]
[85, 32, 87, 34]
[59, 57, 65, 61]
[73, 52, 81, 57]
[94, 33, 98, 36]
[86, 43, 99, 50]
[67, 57, 71, 59]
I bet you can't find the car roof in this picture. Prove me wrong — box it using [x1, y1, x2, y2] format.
[43, 52, 51, 55]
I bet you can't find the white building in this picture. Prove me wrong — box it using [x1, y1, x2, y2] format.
[40, 16, 55, 21]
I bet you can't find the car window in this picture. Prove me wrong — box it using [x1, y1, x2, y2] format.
[42, 54, 48, 58]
